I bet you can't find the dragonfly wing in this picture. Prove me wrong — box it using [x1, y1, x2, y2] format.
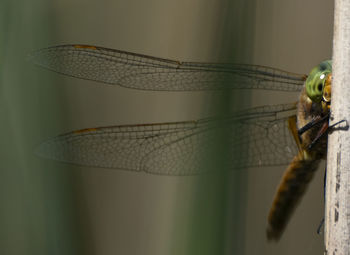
[37, 103, 298, 175]
[30, 44, 306, 92]
[233, 103, 298, 169]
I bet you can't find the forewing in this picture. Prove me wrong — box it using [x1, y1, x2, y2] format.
[30, 44, 306, 92]
[37, 104, 298, 175]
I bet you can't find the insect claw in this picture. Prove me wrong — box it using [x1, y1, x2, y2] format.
[329, 119, 349, 131]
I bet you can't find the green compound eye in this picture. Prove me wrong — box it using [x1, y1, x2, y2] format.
[305, 60, 332, 103]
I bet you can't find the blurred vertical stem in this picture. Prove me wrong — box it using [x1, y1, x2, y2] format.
[170, 0, 256, 254]
[0, 1, 83, 255]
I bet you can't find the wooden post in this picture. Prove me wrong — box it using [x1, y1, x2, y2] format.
[325, 0, 350, 253]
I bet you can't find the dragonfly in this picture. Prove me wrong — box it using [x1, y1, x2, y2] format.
[30, 44, 333, 241]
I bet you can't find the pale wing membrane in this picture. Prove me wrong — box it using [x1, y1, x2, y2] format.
[37, 104, 298, 175]
[30, 45, 306, 91]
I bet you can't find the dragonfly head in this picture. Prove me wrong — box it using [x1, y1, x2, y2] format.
[305, 60, 332, 105]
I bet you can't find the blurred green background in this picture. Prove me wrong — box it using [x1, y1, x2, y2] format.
[0, 0, 333, 254]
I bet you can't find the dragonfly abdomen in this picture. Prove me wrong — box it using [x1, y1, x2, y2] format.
[266, 152, 320, 241]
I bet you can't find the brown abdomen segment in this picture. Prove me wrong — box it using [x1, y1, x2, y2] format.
[266, 152, 320, 241]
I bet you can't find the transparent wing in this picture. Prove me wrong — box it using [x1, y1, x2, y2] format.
[37, 103, 299, 175]
[30, 44, 306, 91]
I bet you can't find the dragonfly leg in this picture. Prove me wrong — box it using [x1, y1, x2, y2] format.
[308, 121, 329, 149]
[329, 119, 349, 131]
[317, 218, 325, 235]
[317, 166, 327, 235]
[308, 118, 349, 150]
[298, 113, 330, 136]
